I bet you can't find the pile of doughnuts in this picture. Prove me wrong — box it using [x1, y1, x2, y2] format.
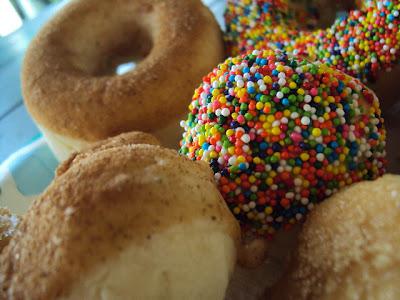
[1, 0, 398, 298]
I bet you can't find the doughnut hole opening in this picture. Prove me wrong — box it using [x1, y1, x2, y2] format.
[56, 2, 156, 77]
[289, 0, 357, 30]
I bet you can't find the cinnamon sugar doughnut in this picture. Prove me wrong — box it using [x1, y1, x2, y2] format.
[22, 0, 224, 161]
[266, 174, 400, 300]
[0, 132, 240, 299]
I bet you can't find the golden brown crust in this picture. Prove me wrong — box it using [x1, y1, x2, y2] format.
[0, 135, 240, 299]
[266, 175, 400, 300]
[22, 0, 224, 141]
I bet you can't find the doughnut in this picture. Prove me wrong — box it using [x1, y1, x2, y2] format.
[0, 208, 19, 253]
[22, 0, 224, 161]
[179, 50, 386, 238]
[0, 132, 240, 299]
[266, 174, 400, 300]
[224, 0, 400, 108]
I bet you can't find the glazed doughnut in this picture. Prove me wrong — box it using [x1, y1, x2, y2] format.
[180, 50, 386, 238]
[22, 0, 224, 161]
[0, 132, 240, 299]
[224, 0, 400, 108]
[266, 174, 400, 300]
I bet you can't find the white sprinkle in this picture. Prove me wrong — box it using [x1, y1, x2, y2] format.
[221, 108, 230, 117]
[294, 178, 302, 186]
[277, 91, 284, 99]
[301, 116, 311, 125]
[278, 78, 286, 86]
[304, 95, 312, 103]
[241, 134, 251, 143]
[301, 198, 309, 205]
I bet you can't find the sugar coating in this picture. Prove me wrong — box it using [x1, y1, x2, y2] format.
[180, 50, 386, 236]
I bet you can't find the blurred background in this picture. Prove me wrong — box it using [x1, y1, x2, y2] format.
[0, 0, 67, 163]
[1, 0, 62, 37]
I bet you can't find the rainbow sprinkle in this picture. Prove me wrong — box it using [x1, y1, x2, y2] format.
[225, 0, 400, 83]
[180, 50, 386, 236]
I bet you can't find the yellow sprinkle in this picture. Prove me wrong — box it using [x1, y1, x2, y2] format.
[249, 176, 256, 183]
[312, 128, 322, 137]
[267, 115, 275, 123]
[256, 102, 264, 110]
[209, 151, 218, 159]
[265, 207, 273, 215]
[293, 167, 301, 175]
[237, 156, 246, 163]
[300, 153, 310, 161]
[263, 76, 272, 84]
[297, 89, 304, 95]
[198, 135, 205, 145]
[210, 127, 218, 135]
[271, 127, 281, 135]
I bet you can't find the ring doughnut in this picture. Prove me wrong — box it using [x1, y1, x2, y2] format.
[224, 0, 400, 108]
[0, 132, 240, 299]
[180, 50, 386, 237]
[22, 0, 224, 161]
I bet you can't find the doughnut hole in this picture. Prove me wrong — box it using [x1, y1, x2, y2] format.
[51, 1, 156, 76]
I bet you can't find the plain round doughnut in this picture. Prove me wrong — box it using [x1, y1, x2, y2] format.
[22, 0, 224, 161]
[0, 132, 240, 299]
[266, 174, 400, 300]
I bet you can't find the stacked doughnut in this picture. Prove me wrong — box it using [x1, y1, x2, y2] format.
[225, 0, 400, 84]
[180, 50, 386, 237]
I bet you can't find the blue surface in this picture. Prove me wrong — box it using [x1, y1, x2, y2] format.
[0, 0, 68, 163]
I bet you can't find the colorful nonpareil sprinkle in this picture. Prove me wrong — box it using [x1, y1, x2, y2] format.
[179, 50, 386, 236]
[225, 0, 400, 83]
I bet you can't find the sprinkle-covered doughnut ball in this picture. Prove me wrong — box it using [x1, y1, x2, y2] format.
[225, 0, 400, 84]
[179, 50, 386, 236]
